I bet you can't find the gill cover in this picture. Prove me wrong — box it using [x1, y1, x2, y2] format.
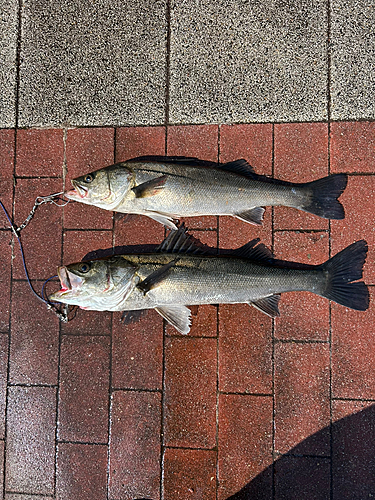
[66, 164, 133, 209]
[50, 256, 138, 310]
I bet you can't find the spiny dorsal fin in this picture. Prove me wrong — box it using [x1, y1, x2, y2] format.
[232, 239, 274, 263]
[128, 155, 257, 179]
[155, 305, 192, 334]
[156, 224, 206, 254]
[127, 155, 219, 169]
[218, 159, 257, 179]
[250, 294, 281, 317]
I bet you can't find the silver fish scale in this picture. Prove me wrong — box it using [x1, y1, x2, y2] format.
[119, 254, 326, 310]
[117, 161, 306, 217]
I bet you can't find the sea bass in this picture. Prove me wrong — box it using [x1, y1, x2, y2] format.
[50, 227, 369, 334]
[65, 156, 348, 229]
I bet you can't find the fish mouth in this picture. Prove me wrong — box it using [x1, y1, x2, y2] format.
[66, 181, 88, 199]
[49, 266, 83, 300]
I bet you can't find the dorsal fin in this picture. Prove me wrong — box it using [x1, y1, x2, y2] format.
[127, 155, 219, 168]
[127, 155, 258, 179]
[156, 224, 206, 254]
[218, 159, 257, 179]
[232, 239, 274, 263]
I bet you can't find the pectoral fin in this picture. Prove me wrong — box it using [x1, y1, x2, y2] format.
[137, 259, 178, 294]
[155, 305, 192, 334]
[249, 294, 281, 317]
[235, 207, 265, 225]
[132, 175, 168, 198]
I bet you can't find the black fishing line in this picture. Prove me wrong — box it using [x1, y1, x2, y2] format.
[0, 194, 71, 322]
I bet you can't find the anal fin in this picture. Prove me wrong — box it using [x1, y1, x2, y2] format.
[235, 207, 265, 225]
[155, 305, 191, 334]
[249, 294, 281, 317]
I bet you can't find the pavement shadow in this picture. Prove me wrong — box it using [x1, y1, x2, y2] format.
[227, 404, 375, 500]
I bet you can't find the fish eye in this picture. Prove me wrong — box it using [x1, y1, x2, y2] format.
[79, 263, 91, 273]
[84, 174, 94, 183]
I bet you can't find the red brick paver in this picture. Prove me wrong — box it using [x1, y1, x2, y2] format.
[65, 128, 114, 230]
[0, 124, 374, 499]
[0, 130, 15, 230]
[274, 122, 329, 230]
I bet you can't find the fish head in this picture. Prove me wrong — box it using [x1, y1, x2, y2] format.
[49, 256, 138, 310]
[65, 164, 133, 209]
[49, 260, 110, 306]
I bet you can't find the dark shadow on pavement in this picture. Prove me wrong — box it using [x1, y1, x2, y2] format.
[227, 404, 375, 500]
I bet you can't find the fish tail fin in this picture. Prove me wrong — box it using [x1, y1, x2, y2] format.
[320, 240, 369, 310]
[301, 173, 347, 219]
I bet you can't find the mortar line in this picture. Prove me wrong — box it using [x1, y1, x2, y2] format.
[164, 0, 171, 133]
[271, 122, 276, 500]
[106, 135, 116, 500]
[165, 445, 218, 452]
[274, 339, 330, 345]
[56, 332, 111, 338]
[215, 127, 220, 500]
[219, 391, 273, 397]
[13, 117, 375, 132]
[273, 228, 329, 234]
[7, 382, 58, 388]
[54, 127, 67, 497]
[160, 299, 167, 500]
[274, 452, 331, 460]
[3, 0, 23, 485]
[327, 0, 334, 486]
[216, 125, 221, 500]
[110, 387, 162, 394]
[159, 143, 169, 500]
[5, 492, 53, 498]
[53, 325, 61, 497]
[57, 439, 108, 447]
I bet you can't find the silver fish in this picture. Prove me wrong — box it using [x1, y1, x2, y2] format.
[50, 227, 369, 335]
[65, 156, 348, 229]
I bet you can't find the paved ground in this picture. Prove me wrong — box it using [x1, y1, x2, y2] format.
[1, 1, 375, 500]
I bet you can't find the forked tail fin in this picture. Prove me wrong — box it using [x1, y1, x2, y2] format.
[320, 240, 369, 310]
[302, 173, 347, 219]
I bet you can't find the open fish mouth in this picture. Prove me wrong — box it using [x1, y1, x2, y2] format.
[50, 266, 84, 299]
[66, 181, 88, 199]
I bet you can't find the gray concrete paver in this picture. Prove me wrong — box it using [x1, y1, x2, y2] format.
[0, 0, 18, 128]
[331, 0, 375, 120]
[1, 0, 375, 127]
[169, 0, 328, 124]
[18, 0, 167, 127]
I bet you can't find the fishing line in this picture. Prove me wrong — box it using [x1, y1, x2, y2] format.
[0, 193, 72, 322]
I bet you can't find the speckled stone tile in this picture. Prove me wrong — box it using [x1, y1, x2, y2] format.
[331, 0, 375, 120]
[169, 0, 328, 123]
[0, 0, 18, 127]
[18, 0, 167, 127]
